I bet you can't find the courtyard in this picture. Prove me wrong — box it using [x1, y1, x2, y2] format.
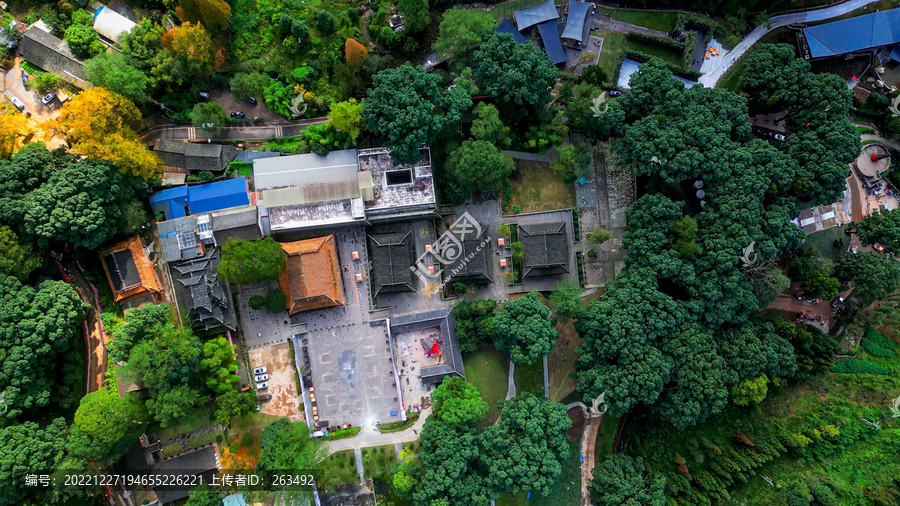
[247, 343, 303, 420]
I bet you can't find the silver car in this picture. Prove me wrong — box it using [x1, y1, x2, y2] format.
[256, 382, 268, 390]
[41, 93, 55, 105]
[10, 96, 24, 110]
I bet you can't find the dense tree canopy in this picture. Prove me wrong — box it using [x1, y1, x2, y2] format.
[217, 237, 286, 284]
[473, 33, 557, 109]
[409, 419, 487, 505]
[0, 226, 42, 281]
[445, 140, 514, 193]
[84, 53, 150, 103]
[129, 324, 202, 395]
[327, 99, 364, 141]
[146, 384, 202, 427]
[548, 279, 583, 324]
[854, 208, 900, 254]
[67, 390, 144, 465]
[434, 9, 495, 60]
[215, 390, 258, 425]
[0, 276, 84, 417]
[431, 376, 488, 426]
[363, 63, 471, 163]
[0, 418, 69, 505]
[494, 293, 557, 364]
[590, 454, 666, 506]
[481, 393, 571, 496]
[106, 303, 171, 363]
[835, 252, 900, 306]
[470, 102, 511, 148]
[191, 102, 228, 130]
[258, 418, 324, 470]
[200, 336, 239, 394]
[453, 299, 497, 355]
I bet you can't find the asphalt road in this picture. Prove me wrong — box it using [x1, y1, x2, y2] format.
[139, 117, 328, 144]
[701, 0, 884, 87]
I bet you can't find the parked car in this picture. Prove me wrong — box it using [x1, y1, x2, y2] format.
[41, 93, 55, 105]
[9, 96, 24, 110]
[258, 394, 272, 401]
[20, 69, 27, 81]
[254, 374, 269, 382]
[256, 382, 268, 390]
[608, 90, 622, 97]
[231, 111, 245, 118]
[198, 91, 210, 99]
[247, 96, 257, 105]
[253, 366, 267, 375]
[773, 134, 786, 142]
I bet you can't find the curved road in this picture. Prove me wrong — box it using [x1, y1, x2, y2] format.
[139, 117, 328, 143]
[701, 0, 883, 87]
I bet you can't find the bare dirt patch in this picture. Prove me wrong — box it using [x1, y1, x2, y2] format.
[248, 343, 302, 420]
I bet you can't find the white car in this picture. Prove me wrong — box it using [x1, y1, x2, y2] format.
[10, 96, 24, 110]
[253, 367, 267, 375]
[773, 134, 786, 142]
[41, 93, 55, 105]
[256, 382, 268, 390]
[254, 374, 269, 382]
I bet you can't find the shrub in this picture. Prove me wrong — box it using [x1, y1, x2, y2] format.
[240, 432, 254, 447]
[317, 10, 335, 33]
[626, 31, 684, 49]
[510, 241, 524, 262]
[264, 288, 286, 313]
[452, 282, 468, 295]
[831, 358, 889, 375]
[249, 295, 265, 310]
[861, 327, 896, 358]
[587, 249, 598, 259]
[579, 65, 608, 87]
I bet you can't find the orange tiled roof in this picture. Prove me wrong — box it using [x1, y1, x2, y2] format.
[100, 236, 162, 304]
[279, 236, 345, 315]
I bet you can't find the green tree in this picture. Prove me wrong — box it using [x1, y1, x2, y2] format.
[481, 393, 571, 496]
[265, 288, 286, 313]
[215, 390, 258, 425]
[146, 384, 202, 427]
[431, 376, 488, 426]
[258, 418, 325, 470]
[183, 483, 221, 506]
[230, 71, 270, 101]
[452, 282, 468, 295]
[740, 44, 811, 112]
[249, 295, 265, 310]
[409, 419, 487, 505]
[510, 241, 524, 263]
[453, 299, 497, 355]
[316, 10, 335, 33]
[0, 276, 84, 417]
[731, 373, 769, 405]
[29, 72, 64, 94]
[445, 140, 514, 192]
[200, 336, 239, 394]
[434, 8, 494, 60]
[176, 0, 232, 33]
[470, 103, 510, 147]
[855, 208, 900, 254]
[217, 237, 285, 284]
[129, 324, 202, 394]
[84, 52, 149, 102]
[398, 0, 429, 33]
[0, 418, 69, 505]
[0, 226, 41, 281]
[749, 266, 791, 307]
[191, 102, 228, 130]
[10, 150, 147, 249]
[362, 63, 471, 164]
[586, 227, 612, 244]
[107, 303, 171, 363]
[494, 293, 557, 364]
[68, 390, 144, 465]
[579, 65, 608, 87]
[548, 279, 582, 324]
[769, 317, 836, 379]
[590, 454, 666, 506]
[835, 252, 900, 306]
[551, 143, 591, 184]
[64, 23, 100, 59]
[473, 33, 557, 108]
[327, 99, 364, 141]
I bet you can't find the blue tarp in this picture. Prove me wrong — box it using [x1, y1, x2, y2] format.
[498, 18, 529, 45]
[802, 8, 900, 58]
[561, 1, 590, 41]
[514, 0, 559, 31]
[150, 178, 249, 220]
[537, 21, 567, 65]
[187, 177, 249, 215]
[890, 43, 900, 62]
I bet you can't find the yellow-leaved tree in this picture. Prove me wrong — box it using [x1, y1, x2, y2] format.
[344, 38, 368, 70]
[0, 111, 32, 159]
[46, 87, 156, 179]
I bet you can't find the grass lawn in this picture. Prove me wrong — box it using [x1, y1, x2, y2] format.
[464, 342, 510, 427]
[597, 7, 679, 33]
[508, 160, 576, 214]
[319, 450, 358, 487]
[591, 31, 627, 88]
[514, 358, 544, 397]
[161, 444, 182, 459]
[229, 413, 284, 434]
[485, 0, 563, 22]
[594, 415, 619, 459]
[361, 445, 397, 483]
[548, 289, 604, 402]
[804, 225, 850, 263]
[624, 38, 682, 67]
[186, 431, 223, 449]
[402, 439, 423, 455]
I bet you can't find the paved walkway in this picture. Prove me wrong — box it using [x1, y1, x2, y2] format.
[354, 447, 365, 484]
[501, 148, 559, 162]
[700, 0, 883, 87]
[505, 361, 517, 400]
[542, 356, 550, 398]
[324, 407, 432, 455]
[579, 415, 603, 506]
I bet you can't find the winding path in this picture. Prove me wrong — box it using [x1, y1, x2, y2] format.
[700, 0, 883, 87]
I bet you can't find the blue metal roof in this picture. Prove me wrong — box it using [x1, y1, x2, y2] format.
[802, 8, 900, 58]
[514, 0, 559, 31]
[149, 186, 188, 204]
[187, 177, 249, 215]
[537, 20, 567, 65]
[498, 18, 529, 44]
[561, 1, 590, 41]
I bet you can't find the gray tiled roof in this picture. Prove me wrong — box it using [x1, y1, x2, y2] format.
[447, 228, 492, 284]
[391, 309, 464, 384]
[154, 140, 239, 171]
[520, 222, 569, 277]
[18, 26, 86, 87]
[367, 230, 415, 297]
[168, 249, 236, 334]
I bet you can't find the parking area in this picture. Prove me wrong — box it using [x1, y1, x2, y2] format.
[248, 343, 303, 420]
[305, 321, 402, 430]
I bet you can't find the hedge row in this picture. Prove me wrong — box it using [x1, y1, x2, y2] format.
[831, 358, 889, 375]
[626, 30, 684, 50]
[861, 327, 896, 358]
[680, 31, 697, 71]
[674, 12, 721, 42]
